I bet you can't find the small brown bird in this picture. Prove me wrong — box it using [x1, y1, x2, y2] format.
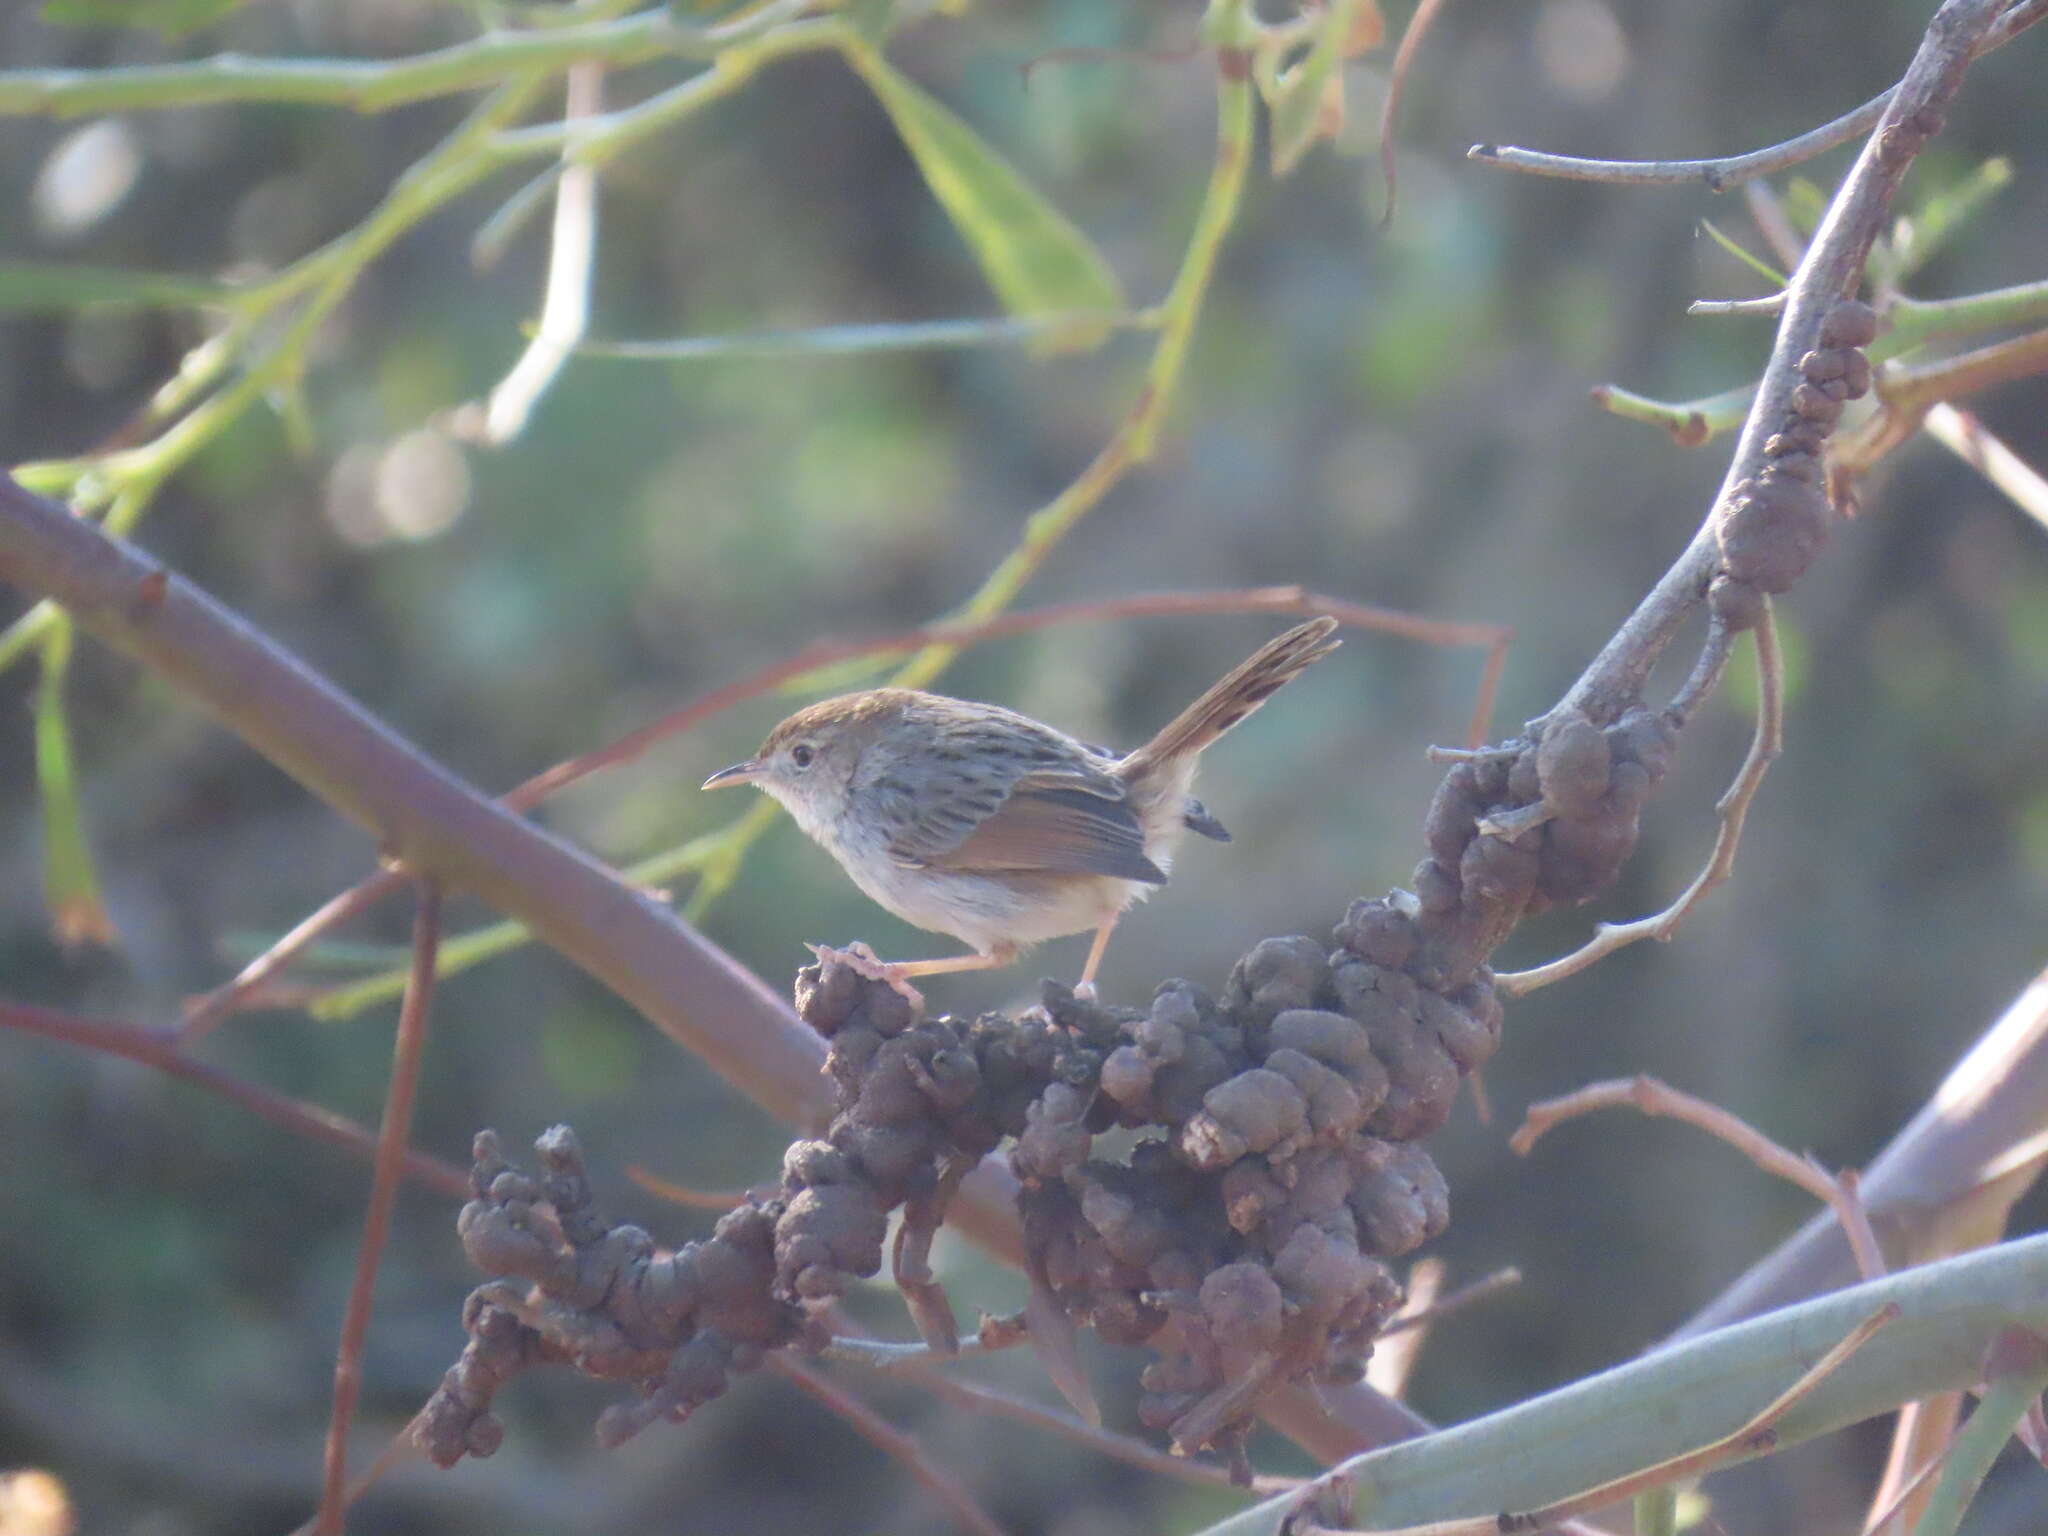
[703, 617, 1340, 996]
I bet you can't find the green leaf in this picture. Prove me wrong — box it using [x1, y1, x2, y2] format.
[840, 39, 1122, 350]
[1265, 0, 1360, 177]
[35, 620, 116, 948]
[0, 261, 228, 313]
[40, 0, 255, 38]
[1882, 155, 2012, 285]
[575, 311, 1152, 361]
[1698, 219, 1787, 288]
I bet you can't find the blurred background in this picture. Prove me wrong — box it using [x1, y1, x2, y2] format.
[1, 1, 2044, 1532]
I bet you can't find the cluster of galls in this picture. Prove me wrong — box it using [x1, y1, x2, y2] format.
[418, 904, 1501, 1479]
[414, 1125, 817, 1466]
[1012, 909, 1494, 1476]
[1421, 706, 1678, 977]
[1713, 299, 1877, 631]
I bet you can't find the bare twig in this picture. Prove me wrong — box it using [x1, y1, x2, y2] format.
[769, 1357, 1006, 1536]
[1376, 0, 1455, 223]
[0, 999, 469, 1196]
[1466, 0, 2045, 189]
[1378, 1266, 1524, 1340]
[1511, 1074, 1888, 1282]
[1497, 600, 1783, 995]
[1921, 402, 2048, 529]
[316, 881, 443, 1536]
[1689, 293, 1787, 317]
[464, 60, 604, 446]
[623, 1164, 755, 1210]
[1367, 1258, 1443, 1400]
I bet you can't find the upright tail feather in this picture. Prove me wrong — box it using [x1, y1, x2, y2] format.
[1123, 617, 1341, 773]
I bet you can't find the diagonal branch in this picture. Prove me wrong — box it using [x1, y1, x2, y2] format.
[1556, 0, 2012, 728]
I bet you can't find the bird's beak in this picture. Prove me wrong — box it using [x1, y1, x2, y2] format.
[701, 759, 762, 790]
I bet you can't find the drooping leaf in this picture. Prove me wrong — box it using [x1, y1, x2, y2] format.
[1265, 0, 1366, 177]
[35, 621, 116, 948]
[0, 261, 228, 313]
[840, 40, 1122, 350]
[40, 0, 255, 39]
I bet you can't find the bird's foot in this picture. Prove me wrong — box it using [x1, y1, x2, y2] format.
[805, 942, 926, 1011]
[1072, 979, 1100, 1004]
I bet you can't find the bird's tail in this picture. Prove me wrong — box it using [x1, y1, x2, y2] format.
[1123, 617, 1341, 774]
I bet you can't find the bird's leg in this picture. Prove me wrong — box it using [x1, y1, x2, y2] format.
[807, 941, 1017, 1011]
[890, 946, 1016, 979]
[1074, 919, 1119, 1002]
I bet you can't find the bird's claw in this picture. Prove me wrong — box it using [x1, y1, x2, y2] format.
[805, 942, 927, 1011]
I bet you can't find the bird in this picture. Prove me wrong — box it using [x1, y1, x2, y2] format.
[702, 617, 1341, 998]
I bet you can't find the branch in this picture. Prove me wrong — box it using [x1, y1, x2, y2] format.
[1559, 0, 2009, 728]
[768, 1358, 1006, 1536]
[1196, 1238, 2048, 1536]
[1679, 965, 2048, 1338]
[0, 474, 835, 1143]
[0, 6, 805, 116]
[1511, 1074, 1887, 1282]
[1465, 0, 2045, 190]
[1496, 601, 1782, 995]
[0, 999, 469, 1197]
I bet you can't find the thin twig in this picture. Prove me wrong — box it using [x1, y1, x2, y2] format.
[1921, 402, 2048, 530]
[1376, 0, 1454, 224]
[1511, 1074, 1888, 1282]
[1689, 293, 1787, 317]
[287, 1424, 423, 1536]
[0, 999, 469, 1196]
[315, 881, 443, 1536]
[769, 1357, 1006, 1536]
[468, 60, 603, 446]
[1378, 1266, 1524, 1339]
[624, 1164, 756, 1210]
[1465, 0, 2046, 189]
[1497, 600, 1783, 995]
[1367, 1259, 1443, 1401]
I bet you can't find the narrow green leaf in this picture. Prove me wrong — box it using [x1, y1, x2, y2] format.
[840, 39, 1122, 349]
[34, 620, 116, 948]
[0, 261, 228, 313]
[40, 0, 254, 38]
[1884, 156, 2012, 286]
[1698, 219, 1787, 288]
[576, 310, 1152, 362]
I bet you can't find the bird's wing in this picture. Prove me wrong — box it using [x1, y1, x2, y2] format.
[875, 718, 1163, 882]
[920, 780, 1165, 883]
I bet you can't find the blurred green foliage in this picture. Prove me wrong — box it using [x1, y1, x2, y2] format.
[0, 1, 2044, 1533]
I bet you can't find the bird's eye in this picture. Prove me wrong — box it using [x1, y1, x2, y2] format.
[790, 744, 814, 770]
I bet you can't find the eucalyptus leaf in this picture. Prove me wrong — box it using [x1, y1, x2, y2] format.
[841, 40, 1122, 350]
